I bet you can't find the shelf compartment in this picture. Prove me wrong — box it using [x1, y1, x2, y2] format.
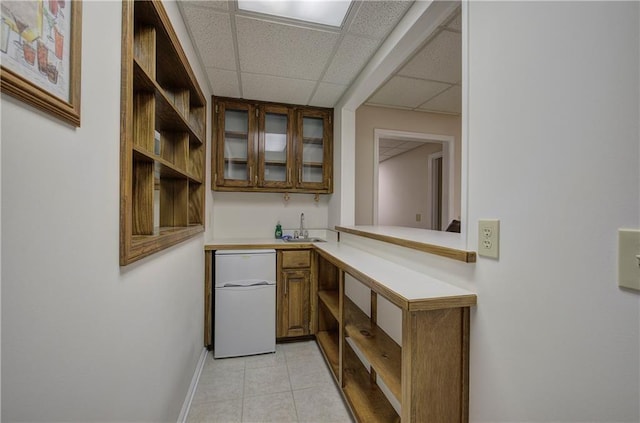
[188, 182, 203, 225]
[342, 340, 400, 423]
[134, 25, 156, 79]
[161, 131, 188, 173]
[318, 290, 339, 321]
[316, 330, 339, 379]
[133, 60, 204, 146]
[344, 298, 401, 403]
[133, 146, 201, 183]
[303, 137, 324, 145]
[132, 160, 154, 236]
[133, 91, 155, 151]
[225, 130, 249, 139]
[165, 88, 190, 119]
[159, 178, 188, 227]
[189, 143, 204, 181]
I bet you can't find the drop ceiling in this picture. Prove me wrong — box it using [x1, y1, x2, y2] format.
[178, 1, 461, 114]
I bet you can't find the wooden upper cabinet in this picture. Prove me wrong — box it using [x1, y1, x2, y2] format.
[258, 104, 294, 189]
[212, 97, 333, 193]
[214, 99, 256, 188]
[296, 108, 332, 192]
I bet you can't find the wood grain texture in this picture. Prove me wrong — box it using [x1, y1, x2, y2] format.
[278, 270, 310, 337]
[316, 330, 340, 378]
[132, 161, 154, 235]
[344, 298, 401, 403]
[403, 307, 465, 423]
[336, 226, 477, 263]
[342, 341, 400, 423]
[120, 0, 206, 265]
[204, 250, 212, 348]
[318, 290, 339, 321]
[281, 250, 311, 268]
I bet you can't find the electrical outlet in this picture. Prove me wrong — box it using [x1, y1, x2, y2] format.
[478, 219, 499, 259]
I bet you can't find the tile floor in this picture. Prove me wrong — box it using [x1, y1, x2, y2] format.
[187, 340, 353, 423]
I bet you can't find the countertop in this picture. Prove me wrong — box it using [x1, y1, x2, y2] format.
[314, 242, 476, 311]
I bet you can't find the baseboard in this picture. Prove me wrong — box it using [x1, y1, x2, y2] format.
[177, 347, 208, 423]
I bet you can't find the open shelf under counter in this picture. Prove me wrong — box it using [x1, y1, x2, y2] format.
[316, 330, 339, 379]
[342, 340, 400, 423]
[344, 297, 401, 403]
[318, 290, 339, 320]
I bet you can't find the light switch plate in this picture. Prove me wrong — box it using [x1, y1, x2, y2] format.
[618, 229, 640, 291]
[478, 219, 499, 259]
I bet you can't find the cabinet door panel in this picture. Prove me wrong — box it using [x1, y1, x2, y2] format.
[278, 270, 310, 338]
[216, 100, 256, 187]
[258, 105, 293, 188]
[296, 109, 332, 192]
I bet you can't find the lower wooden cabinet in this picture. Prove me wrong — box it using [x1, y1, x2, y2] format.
[277, 250, 312, 338]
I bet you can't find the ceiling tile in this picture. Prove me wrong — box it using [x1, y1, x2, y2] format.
[348, 0, 413, 39]
[323, 34, 380, 85]
[207, 68, 240, 98]
[236, 16, 340, 80]
[417, 85, 462, 114]
[184, 1, 229, 11]
[368, 76, 450, 109]
[398, 30, 461, 84]
[242, 73, 316, 105]
[182, 5, 236, 70]
[310, 82, 347, 108]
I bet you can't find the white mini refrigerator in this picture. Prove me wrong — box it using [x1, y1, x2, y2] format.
[214, 249, 276, 358]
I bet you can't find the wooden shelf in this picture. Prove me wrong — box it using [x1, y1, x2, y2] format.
[318, 290, 339, 321]
[316, 330, 339, 378]
[303, 137, 324, 145]
[342, 341, 400, 423]
[224, 158, 248, 165]
[302, 162, 324, 168]
[225, 130, 249, 139]
[120, 0, 206, 265]
[344, 298, 401, 403]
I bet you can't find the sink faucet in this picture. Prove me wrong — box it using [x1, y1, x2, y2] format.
[299, 213, 308, 239]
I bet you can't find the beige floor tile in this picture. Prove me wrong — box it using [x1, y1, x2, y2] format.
[244, 348, 286, 369]
[293, 385, 353, 423]
[187, 398, 242, 423]
[242, 391, 298, 422]
[244, 364, 291, 397]
[193, 368, 245, 403]
[206, 354, 246, 372]
[287, 359, 335, 391]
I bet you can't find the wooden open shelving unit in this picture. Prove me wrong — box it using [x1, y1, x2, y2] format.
[313, 245, 475, 423]
[120, 0, 206, 265]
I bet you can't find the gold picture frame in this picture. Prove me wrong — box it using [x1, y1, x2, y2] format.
[0, 0, 82, 127]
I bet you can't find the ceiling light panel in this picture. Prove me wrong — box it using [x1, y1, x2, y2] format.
[238, 0, 352, 27]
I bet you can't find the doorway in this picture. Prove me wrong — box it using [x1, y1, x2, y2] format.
[373, 129, 454, 230]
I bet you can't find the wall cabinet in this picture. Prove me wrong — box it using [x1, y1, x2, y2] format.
[119, 0, 206, 265]
[277, 250, 313, 338]
[213, 97, 332, 193]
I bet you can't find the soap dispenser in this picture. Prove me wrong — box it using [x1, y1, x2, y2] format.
[275, 221, 283, 239]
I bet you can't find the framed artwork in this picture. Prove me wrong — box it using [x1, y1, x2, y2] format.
[0, 1, 82, 127]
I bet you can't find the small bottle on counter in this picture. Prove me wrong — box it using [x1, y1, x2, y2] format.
[275, 221, 283, 239]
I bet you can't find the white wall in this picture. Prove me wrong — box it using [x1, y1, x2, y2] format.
[209, 192, 329, 239]
[463, 2, 639, 421]
[339, 1, 640, 422]
[378, 143, 442, 229]
[1, 2, 211, 421]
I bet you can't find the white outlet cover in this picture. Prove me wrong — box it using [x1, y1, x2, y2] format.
[478, 219, 499, 259]
[618, 229, 640, 291]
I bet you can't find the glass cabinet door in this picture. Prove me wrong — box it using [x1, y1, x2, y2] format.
[258, 105, 293, 188]
[296, 109, 332, 191]
[215, 100, 255, 187]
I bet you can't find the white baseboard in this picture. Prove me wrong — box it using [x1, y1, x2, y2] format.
[177, 347, 208, 423]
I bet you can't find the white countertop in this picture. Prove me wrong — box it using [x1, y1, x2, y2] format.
[314, 242, 476, 310]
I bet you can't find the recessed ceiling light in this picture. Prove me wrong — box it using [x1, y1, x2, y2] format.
[237, 0, 352, 27]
